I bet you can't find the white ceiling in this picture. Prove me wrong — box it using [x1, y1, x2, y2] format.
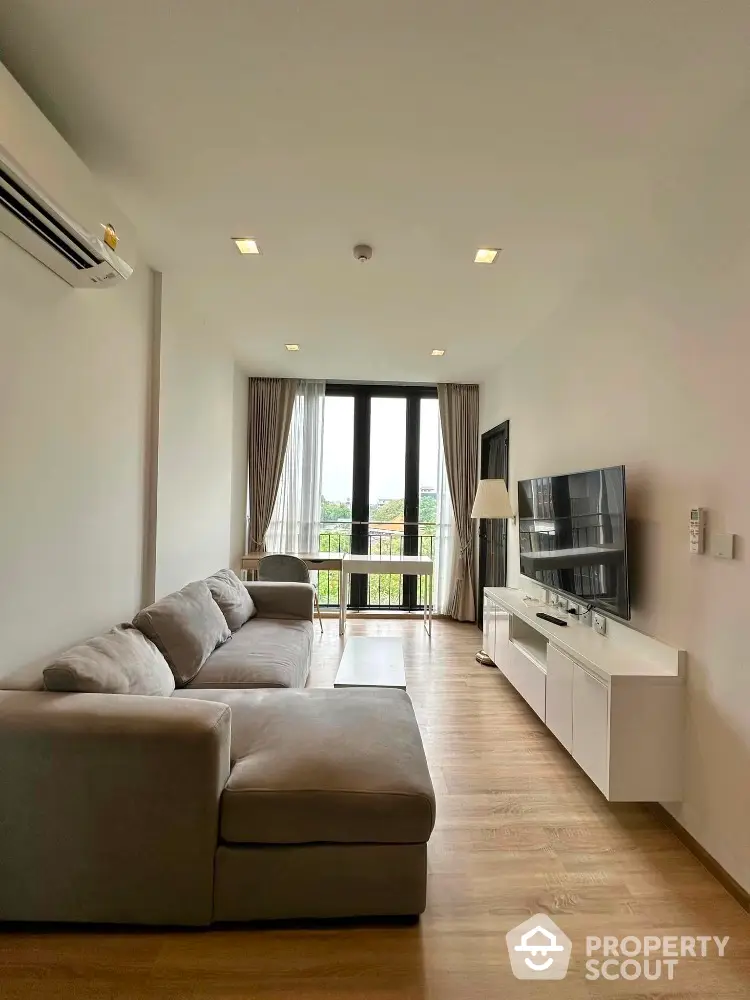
[1, 1, 749, 381]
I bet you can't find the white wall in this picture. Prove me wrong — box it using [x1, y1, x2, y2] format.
[153, 279, 237, 597]
[480, 117, 750, 890]
[0, 242, 247, 684]
[0, 236, 154, 686]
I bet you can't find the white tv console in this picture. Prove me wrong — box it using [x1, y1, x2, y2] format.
[483, 588, 685, 802]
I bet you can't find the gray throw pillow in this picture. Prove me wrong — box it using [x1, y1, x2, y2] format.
[206, 568, 256, 632]
[133, 580, 231, 687]
[43, 625, 175, 696]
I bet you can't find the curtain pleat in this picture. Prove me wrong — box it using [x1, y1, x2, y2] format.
[433, 415, 456, 616]
[438, 383, 479, 621]
[247, 377, 299, 552]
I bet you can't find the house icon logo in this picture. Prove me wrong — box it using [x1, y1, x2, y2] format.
[506, 914, 572, 980]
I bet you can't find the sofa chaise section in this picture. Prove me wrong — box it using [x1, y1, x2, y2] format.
[174, 687, 436, 921]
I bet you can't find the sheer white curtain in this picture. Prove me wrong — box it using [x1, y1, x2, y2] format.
[266, 381, 325, 553]
[433, 420, 455, 615]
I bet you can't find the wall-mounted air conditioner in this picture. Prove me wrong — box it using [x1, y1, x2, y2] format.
[0, 61, 135, 289]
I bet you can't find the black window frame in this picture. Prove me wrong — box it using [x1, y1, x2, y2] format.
[325, 382, 438, 610]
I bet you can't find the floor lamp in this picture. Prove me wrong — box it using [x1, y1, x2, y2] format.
[471, 478, 515, 665]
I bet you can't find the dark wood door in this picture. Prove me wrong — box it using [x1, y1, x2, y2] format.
[477, 420, 509, 625]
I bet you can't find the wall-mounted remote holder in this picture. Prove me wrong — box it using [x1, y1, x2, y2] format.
[690, 507, 706, 554]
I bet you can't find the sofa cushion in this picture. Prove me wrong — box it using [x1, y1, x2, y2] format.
[43, 626, 175, 696]
[185, 618, 312, 690]
[206, 569, 256, 632]
[133, 581, 231, 687]
[173, 688, 435, 845]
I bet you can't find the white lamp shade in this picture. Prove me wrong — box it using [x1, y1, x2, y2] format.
[471, 478, 514, 519]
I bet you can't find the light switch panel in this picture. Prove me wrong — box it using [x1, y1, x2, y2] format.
[712, 533, 735, 560]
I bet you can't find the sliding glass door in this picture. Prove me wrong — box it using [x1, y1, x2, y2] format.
[319, 384, 439, 611]
[367, 396, 407, 606]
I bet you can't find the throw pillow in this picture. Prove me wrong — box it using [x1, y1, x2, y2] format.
[43, 625, 175, 696]
[206, 568, 256, 631]
[133, 580, 231, 687]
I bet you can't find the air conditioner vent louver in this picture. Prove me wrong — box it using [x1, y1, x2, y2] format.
[0, 163, 106, 272]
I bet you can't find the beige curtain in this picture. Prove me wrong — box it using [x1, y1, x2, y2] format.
[247, 377, 299, 552]
[438, 383, 479, 622]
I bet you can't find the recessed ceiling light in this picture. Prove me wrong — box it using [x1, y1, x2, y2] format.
[285, 344, 300, 352]
[474, 248, 499, 264]
[234, 238, 261, 255]
[431, 349, 446, 356]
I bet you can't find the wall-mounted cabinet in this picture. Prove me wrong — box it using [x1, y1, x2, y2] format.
[483, 588, 685, 803]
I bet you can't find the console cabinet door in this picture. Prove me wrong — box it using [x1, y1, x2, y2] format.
[492, 607, 509, 673]
[572, 665, 610, 796]
[482, 595, 495, 661]
[482, 594, 495, 656]
[546, 645, 574, 752]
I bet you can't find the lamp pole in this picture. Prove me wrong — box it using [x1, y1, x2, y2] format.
[471, 478, 515, 666]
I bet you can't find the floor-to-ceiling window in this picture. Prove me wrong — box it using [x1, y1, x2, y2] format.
[318, 383, 440, 610]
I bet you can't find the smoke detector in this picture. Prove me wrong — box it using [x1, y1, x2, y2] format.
[353, 243, 373, 262]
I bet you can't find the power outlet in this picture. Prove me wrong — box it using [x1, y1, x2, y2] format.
[593, 612, 607, 636]
[580, 607, 593, 626]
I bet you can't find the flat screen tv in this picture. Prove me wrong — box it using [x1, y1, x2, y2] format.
[517, 465, 630, 620]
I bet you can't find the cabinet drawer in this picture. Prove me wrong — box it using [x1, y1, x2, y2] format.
[504, 641, 546, 721]
[572, 665, 610, 795]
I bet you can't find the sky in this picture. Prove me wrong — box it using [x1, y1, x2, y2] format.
[321, 396, 439, 503]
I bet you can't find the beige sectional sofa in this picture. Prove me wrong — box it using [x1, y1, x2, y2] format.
[0, 569, 435, 925]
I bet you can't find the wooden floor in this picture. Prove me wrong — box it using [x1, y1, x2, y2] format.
[2, 619, 748, 998]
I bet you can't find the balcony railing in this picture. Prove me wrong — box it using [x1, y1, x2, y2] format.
[315, 521, 436, 609]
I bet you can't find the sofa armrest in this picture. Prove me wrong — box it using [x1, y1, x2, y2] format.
[0, 691, 230, 925]
[244, 581, 314, 621]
